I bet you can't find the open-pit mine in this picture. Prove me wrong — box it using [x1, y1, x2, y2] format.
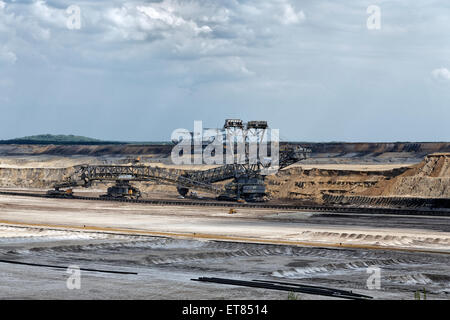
[0, 123, 449, 300]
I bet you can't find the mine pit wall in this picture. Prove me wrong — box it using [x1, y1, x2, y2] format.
[358, 153, 450, 199]
[0, 167, 73, 189]
[266, 153, 449, 208]
[0, 165, 400, 202]
[321, 153, 450, 209]
[0, 163, 440, 202]
[0, 144, 173, 157]
[0, 150, 448, 209]
[0, 167, 182, 194]
[0, 142, 449, 162]
[299, 142, 450, 154]
[265, 166, 409, 204]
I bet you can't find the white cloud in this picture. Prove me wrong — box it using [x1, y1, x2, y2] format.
[0, 0, 53, 42]
[104, 2, 212, 41]
[281, 3, 305, 25]
[137, 4, 212, 35]
[432, 68, 450, 81]
[0, 0, 309, 64]
[32, 0, 65, 25]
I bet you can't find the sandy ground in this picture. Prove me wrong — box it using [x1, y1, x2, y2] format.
[0, 224, 448, 300]
[0, 146, 447, 300]
[0, 195, 449, 252]
[0, 194, 449, 300]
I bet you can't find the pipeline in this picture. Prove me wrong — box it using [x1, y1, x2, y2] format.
[192, 277, 372, 300]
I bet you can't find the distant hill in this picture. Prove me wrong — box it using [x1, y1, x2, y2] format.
[0, 134, 121, 145]
[15, 134, 102, 143]
[0, 134, 172, 145]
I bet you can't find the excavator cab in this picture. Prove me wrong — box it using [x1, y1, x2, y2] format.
[102, 181, 141, 200]
[218, 175, 266, 202]
[46, 187, 74, 197]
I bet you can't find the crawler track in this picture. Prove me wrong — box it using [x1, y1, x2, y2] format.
[1, 190, 449, 217]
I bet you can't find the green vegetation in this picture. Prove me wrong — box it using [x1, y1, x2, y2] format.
[414, 288, 427, 300]
[0, 134, 172, 145]
[14, 134, 101, 143]
[0, 134, 119, 145]
[287, 291, 301, 300]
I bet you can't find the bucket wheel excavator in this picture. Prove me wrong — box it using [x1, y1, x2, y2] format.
[176, 119, 310, 202]
[48, 119, 311, 202]
[48, 165, 222, 200]
[176, 143, 310, 202]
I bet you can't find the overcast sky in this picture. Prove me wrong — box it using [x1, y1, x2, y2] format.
[0, 0, 449, 142]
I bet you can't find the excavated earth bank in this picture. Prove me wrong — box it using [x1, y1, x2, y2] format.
[0, 144, 448, 208]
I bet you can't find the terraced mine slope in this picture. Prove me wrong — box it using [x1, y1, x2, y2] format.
[0, 143, 448, 300]
[0, 144, 448, 207]
[267, 153, 449, 206]
[362, 153, 450, 198]
[266, 166, 410, 203]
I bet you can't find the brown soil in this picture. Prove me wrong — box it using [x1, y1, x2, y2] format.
[265, 166, 410, 203]
[360, 153, 450, 198]
[266, 154, 449, 203]
[0, 152, 448, 204]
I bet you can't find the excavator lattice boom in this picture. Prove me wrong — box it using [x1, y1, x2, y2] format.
[48, 120, 311, 202]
